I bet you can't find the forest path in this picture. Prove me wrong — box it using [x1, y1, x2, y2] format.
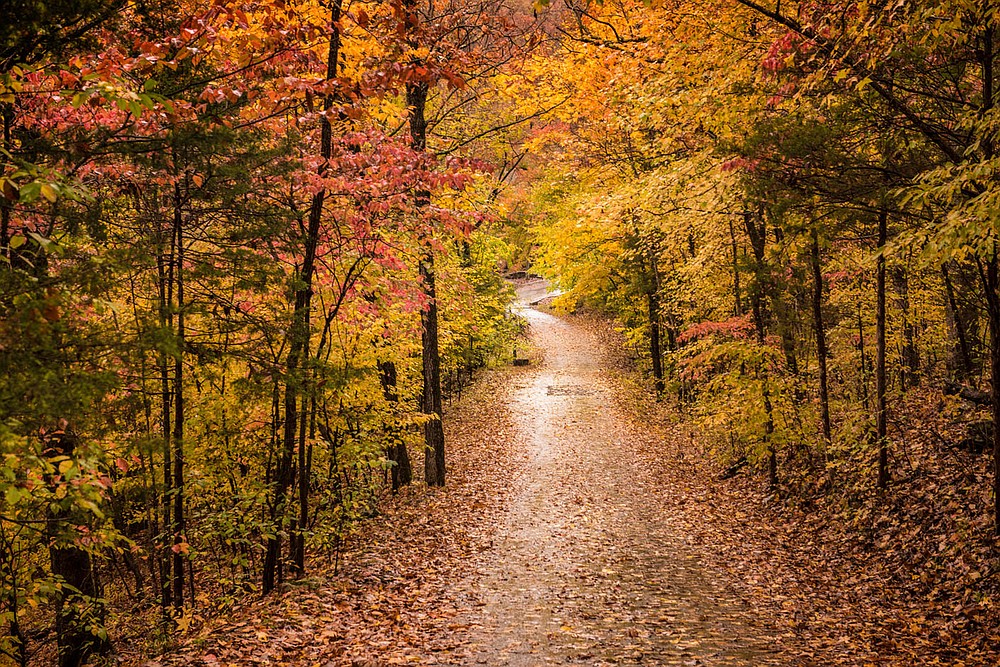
[456, 283, 776, 666]
[143, 282, 783, 667]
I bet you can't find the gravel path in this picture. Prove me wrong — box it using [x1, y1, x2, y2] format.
[461, 285, 777, 666]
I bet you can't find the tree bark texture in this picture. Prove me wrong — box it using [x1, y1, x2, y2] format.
[811, 229, 832, 450]
[876, 208, 890, 489]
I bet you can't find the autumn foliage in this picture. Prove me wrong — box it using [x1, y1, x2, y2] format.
[4, 0, 1000, 664]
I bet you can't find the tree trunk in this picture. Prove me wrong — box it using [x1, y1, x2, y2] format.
[988, 249, 1000, 536]
[419, 251, 446, 486]
[1, 104, 12, 256]
[745, 209, 777, 487]
[981, 23, 1000, 536]
[857, 303, 869, 407]
[2, 534, 27, 665]
[810, 229, 832, 452]
[379, 360, 412, 490]
[403, 0, 446, 486]
[942, 261, 975, 379]
[647, 246, 664, 395]
[729, 216, 742, 316]
[155, 241, 173, 611]
[263, 0, 342, 593]
[44, 430, 111, 667]
[290, 387, 313, 575]
[892, 265, 920, 388]
[171, 181, 185, 609]
[876, 208, 890, 489]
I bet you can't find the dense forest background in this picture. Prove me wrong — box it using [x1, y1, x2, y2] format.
[3, 0, 1000, 664]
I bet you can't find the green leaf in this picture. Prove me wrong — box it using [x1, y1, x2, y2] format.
[5, 486, 22, 505]
[18, 181, 40, 202]
[76, 498, 104, 519]
[27, 231, 54, 251]
[40, 183, 58, 203]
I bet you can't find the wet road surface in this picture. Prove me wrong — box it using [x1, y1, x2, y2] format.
[461, 281, 776, 666]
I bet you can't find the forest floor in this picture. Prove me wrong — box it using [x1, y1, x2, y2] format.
[141, 280, 1000, 667]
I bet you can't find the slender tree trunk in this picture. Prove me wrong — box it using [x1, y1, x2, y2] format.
[403, 0, 446, 486]
[876, 208, 889, 489]
[155, 242, 173, 611]
[171, 181, 185, 609]
[1, 104, 12, 255]
[858, 303, 869, 407]
[1, 531, 27, 665]
[44, 430, 111, 667]
[892, 265, 919, 389]
[744, 209, 777, 487]
[419, 250, 446, 486]
[291, 375, 313, 574]
[379, 360, 412, 490]
[264, 0, 342, 593]
[810, 229, 832, 452]
[942, 261, 974, 378]
[729, 216, 742, 316]
[989, 249, 1000, 536]
[647, 246, 664, 395]
[981, 23, 1000, 536]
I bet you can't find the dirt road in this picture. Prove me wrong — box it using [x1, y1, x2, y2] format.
[142, 282, 780, 667]
[458, 284, 776, 666]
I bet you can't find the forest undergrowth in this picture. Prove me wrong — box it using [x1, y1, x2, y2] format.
[586, 316, 1000, 666]
[136, 364, 528, 667]
[141, 303, 1000, 667]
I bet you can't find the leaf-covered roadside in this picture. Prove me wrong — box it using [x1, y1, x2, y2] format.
[133, 368, 524, 667]
[139, 310, 1000, 667]
[592, 317, 1000, 666]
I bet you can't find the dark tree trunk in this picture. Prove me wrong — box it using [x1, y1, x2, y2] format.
[810, 229, 832, 451]
[2, 535, 27, 665]
[745, 209, 777, 487]
[155, 241, 173, 611]
[171, 182, 186, 609]
[264, 0, 343, 593]
[44, 431, 111, 667]
[404, 0, 446, 486]
[857, 303, 869, 407]
[419, 251, 446, 486]
[892, 265, 920, 388]
[729, 216, 742, 316]
[989, 250, 1000, 536]
[876, 208, 890, 489]
[291, 389, 313, 575]
[1, 104, 12, 255]
[379, 360, 412, 490]
[647, 247, 664, 395]
[942, 261, 975, 379]
[982, 23, 1000, 536]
